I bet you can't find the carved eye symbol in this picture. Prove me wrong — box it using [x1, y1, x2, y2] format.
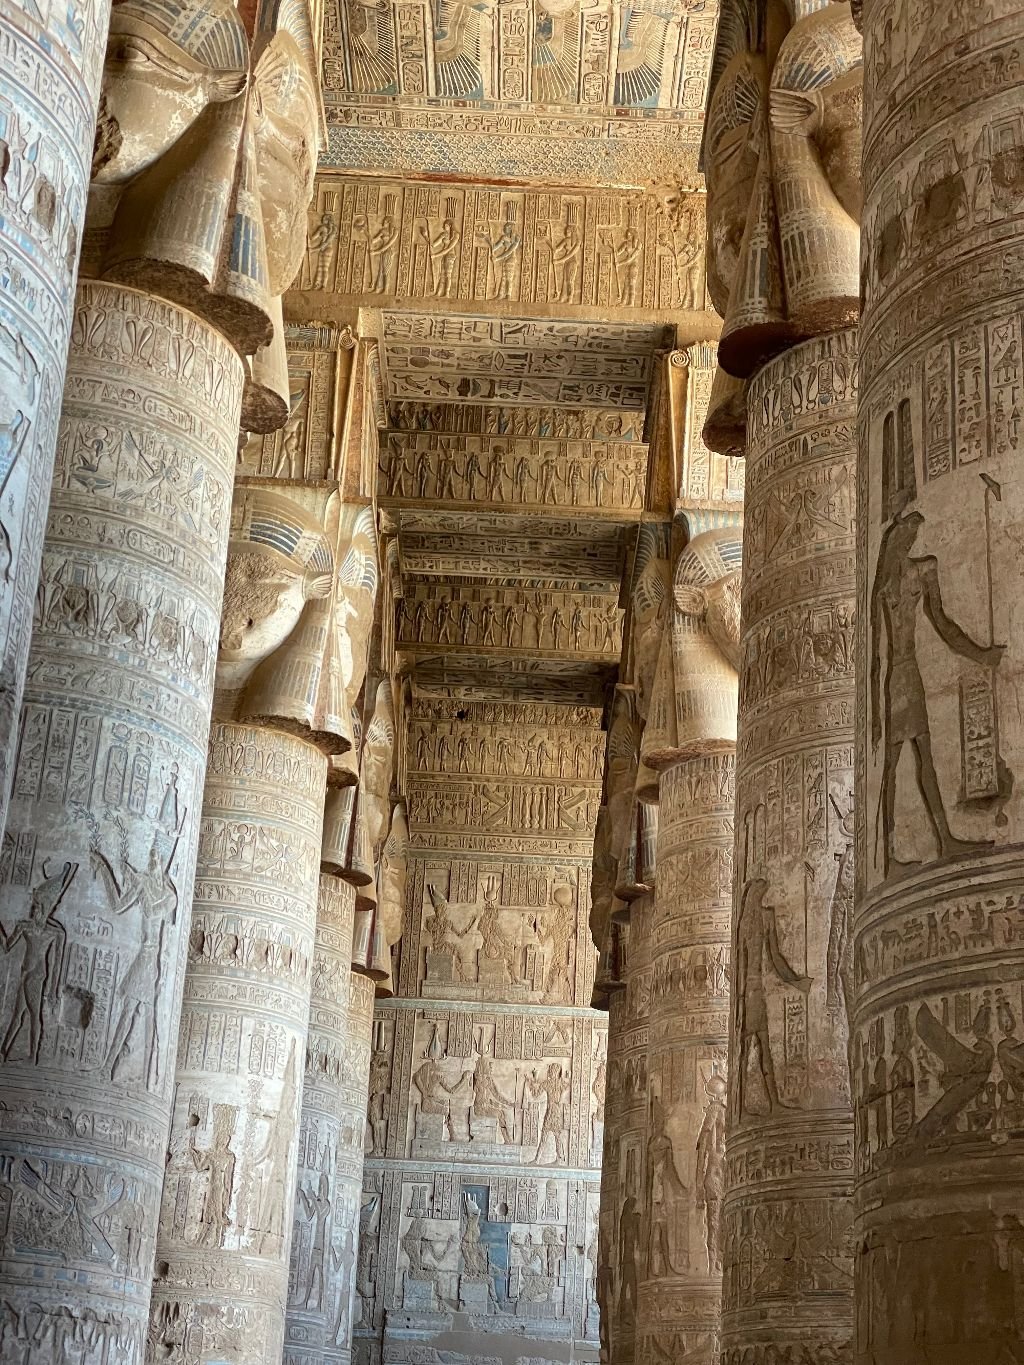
[110, 38, 152, 66]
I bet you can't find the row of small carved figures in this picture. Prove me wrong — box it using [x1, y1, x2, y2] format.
[399, 599, 620, 651]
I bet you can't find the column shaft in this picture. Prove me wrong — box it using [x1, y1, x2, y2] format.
[342, 970, 374, 1355]
[855, 3, 1024, 1359]
[0, 0, 110, 828]
[284, 873, 373, 1365]
[638, 753, 732, 1365]
[149, 722, 327, 1364]
[605, 899, 651, 1365]
[723, 329, 857, 1363]
[0, 281, 242, 1356]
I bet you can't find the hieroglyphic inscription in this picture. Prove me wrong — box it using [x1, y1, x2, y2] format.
[637, 755, 733, 1365]
[358, 699, 604, 1365]
[601, 902, 651, 1365]
[0, 283, 242, 1361]
[0, 0, 111, 830]
[397, 585, 621, 659]
[150, 724, 327, 1365]
[285, 876, 373, 1365]
[855, 4, 1024, 1358]
[296, 178, 707, 321]
[380, 433, 647, 514]
[723, 331, 858, 1364]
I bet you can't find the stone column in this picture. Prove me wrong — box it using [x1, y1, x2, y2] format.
[596, 966, 626, 1365]
[853, 3, 1024, 1359]
[0, 280, 242, 1358]
[0, 0, 110, 828]
[149, 345, 379, 1361]
[701, 7, 862, 1361]
[603, 897, 652, 1365]
[723, 329, 858, 1365]
[343, 968, 375, 1347]
[284, 871, 374, 1365]
[149, 722, 328, 1363]
[637, 527, 742, 1365]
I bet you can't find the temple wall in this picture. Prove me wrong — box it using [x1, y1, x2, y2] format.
[354, 697, 607, 1365]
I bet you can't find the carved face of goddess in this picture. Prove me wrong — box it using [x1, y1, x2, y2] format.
[253, 33, 320, 293]
[705, 570, 742, 671]
[94, 0, 248, 185]
[217, 544, 331, 687]
[704, 50, 768, 316]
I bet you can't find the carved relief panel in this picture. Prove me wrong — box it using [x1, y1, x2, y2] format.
[722, 330, 858, 1364]
[380, 433, 648, 514]
[360, 697, 605, 1365]
[299, 178, 708, 320]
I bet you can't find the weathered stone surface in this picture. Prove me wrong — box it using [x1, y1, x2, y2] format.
[285, 873, 374, 1365]
[722, 329, 858, 1365]
[149, 722, 327, 1364]
[602, 897, 651, 1365]
[638, 756, 731, 1365]
[356, 697, 604, 1365]
[854, 2, 1024, 1359]
[637, 526, 742, 1365]
[0, 280, 243, 1357]
[0, 0, 110, 830]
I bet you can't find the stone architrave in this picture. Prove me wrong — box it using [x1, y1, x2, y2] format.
[636, 527, 742, 1365]
[0, 0, 110, 830]
[284, 872, 374, 1365]
[721, 329, 858, 1365]
[853, 2, 1024, 1359]
[0, 280, 243, 1358]
[149, 722, 328, 1364]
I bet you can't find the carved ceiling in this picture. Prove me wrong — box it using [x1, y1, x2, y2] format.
[377, 313, 669, 408]
[319, 0, 720, 184]
[293, 0, 722, 709]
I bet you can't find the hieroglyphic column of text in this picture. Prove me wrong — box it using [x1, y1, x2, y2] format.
[285, 873, 374, 1365]
[638, 755, 732, 1365]
[604, 898, 651, 1365]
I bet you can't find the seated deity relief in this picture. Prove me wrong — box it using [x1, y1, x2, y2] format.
[216, 485, 377, 753]
[704, 0, 863, 383]
[642, 527, 743, 770]
[88, 0, 322, 359]
[421, 874, 577, 1006]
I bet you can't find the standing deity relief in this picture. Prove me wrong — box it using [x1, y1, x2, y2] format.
[301, 176, 708, 316]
